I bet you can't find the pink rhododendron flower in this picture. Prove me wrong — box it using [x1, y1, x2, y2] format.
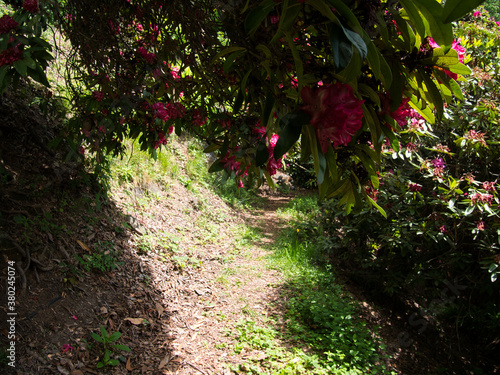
[137, 46, 156, 64]
[61, 344, 73, 354]
[0, 15, 18, 35]
[170, 66, 180, 79]
[301, 82, 364, 153]
[473, 11, 481, 17]
[471, 192, 493, 205]
[467, 130, 487, 146]
[379, 94, 412, 128]
[476, 220, 485, 230]
[439, 225, 447, 233]
[23, 0, 39, 13]
[431, 157, 445, 169]
[192, 109, 206, 127]
[408, 183, 422, 192]
[266, 134, 283, 176]
[223, 155, 240, 172]
[0, 47, 22, 67]
[483, 181, 496, 192]
[406, 142, 418, 152]
[92, 90, 105, 102]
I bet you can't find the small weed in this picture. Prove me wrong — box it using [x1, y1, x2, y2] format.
[137, 235, 155, 254]
[75, 241, 122, 273]
[90, 326, 131, 368]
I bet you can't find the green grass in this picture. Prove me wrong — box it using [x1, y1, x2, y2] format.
[228, 195, 395, 375]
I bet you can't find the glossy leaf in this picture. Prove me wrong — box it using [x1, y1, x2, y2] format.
[329, 23, 353, 70]
[273, 110, 310, 160]
[256, 140, 269, 167]
[398, 0, 427, 41]
[244, 0, 276, 35]
[442, 0, 485, 23]
[413, 0, 454, 50]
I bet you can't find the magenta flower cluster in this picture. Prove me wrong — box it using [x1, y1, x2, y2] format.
[301, 82, 364, 153]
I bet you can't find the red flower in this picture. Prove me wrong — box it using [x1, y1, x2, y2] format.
[267, 134, 282, 176]
[0, 47, 22, 67]
[301, 82, 364, 153]
[0, 15, 18, 35]
[23, 0, 39, 13]
[92, 90, 105, 102]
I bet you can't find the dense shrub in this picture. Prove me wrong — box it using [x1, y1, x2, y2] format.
[306, 6, 500, 347]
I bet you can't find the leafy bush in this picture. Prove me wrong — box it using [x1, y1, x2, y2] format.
[305, 7, 500, 347]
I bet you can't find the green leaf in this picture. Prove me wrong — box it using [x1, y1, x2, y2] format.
[447, 63, 471, 76]
[100, 326, 109, 340]
[244, 0, 276, 35]
[327, 177, 350, 198]
[262, 93, 275, 127]
[209, 160, 225, 173]
[91, 332, 104, 343]
[340, 24, 367, 60]
[307, 0, 337, 22]
[240, 69, 252, 92]
[203, 143, 221, 153]
[329, 23, 353, 71]
[256, 140, 269, 167]
[317, 149, 327, 185]
[367, 196, 387, 218]
[381, 119, 400, 152]
[442, 0, 485, 23]
[363, 31, 380, 80]
[326, 0, 364, 32]
[233, 90, 244, 113]
[419, 68, 444, 119]
[113, 344, 132, 352]
[398, 0, 427, 40]
[339, 48, 362, 83]
[273, 110, 310, 160]
[409, 95, 435, 123]
[212, 46, 247, 63]
[284, 32, 303, 90]
[13, 60, 27, 78]
[109, 331, 121, 342]
[277, 0, 302, 34]
[412, 0, 453, 50]
[389, 63, 404, 111]
[392, 12, 416, 49]
[223, 50, 246, 74]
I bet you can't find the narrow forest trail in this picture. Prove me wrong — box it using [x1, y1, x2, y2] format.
[157, 191, 294, 374]
[6, 147, 300, 375]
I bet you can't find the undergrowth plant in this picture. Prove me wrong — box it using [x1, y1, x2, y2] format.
[90, 326, 131, 368]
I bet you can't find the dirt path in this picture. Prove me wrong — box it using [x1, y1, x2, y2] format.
[159, 191, 293, 374]
[5, 163, 295, 375]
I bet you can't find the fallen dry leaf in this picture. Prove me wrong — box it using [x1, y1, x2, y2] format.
[76, 240, 91, 253]
[126, 357, 132, 371]
[158, 352, 171, 369]
[124, 317, 144, 325]
[155, 302, 165, 318]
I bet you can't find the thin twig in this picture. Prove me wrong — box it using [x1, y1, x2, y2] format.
[185, 362, 207, 375]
